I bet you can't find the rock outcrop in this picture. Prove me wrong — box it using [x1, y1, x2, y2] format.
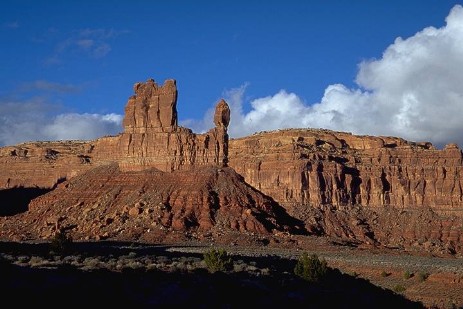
[93, 78, 231, 172]
[0, 141, 95, 189]
[0, 78, 298, 244]
[0, 77, 462, 255]
[123, 79, 178, 133]
[0, 78, 231, 189]
[227, 129, 463, 254]
[228, 129, 463, 213]
[0, 164, 299, 244]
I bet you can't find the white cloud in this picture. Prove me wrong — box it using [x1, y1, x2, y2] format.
[228, 88, 311, 137]
[19, 80, 80, 93]
[41, 113, 123, 141]
[45, 28, 125, 65]
[180, 83, 249, 135]
[91, 43, 111, 58]
[0, 98, 122, 146]
[76, 39, 94, 49]
[217, 4, 463, 148]
[6, 5, 462, 149]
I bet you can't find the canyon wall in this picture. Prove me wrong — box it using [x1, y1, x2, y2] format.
[1, 78, 462, 216]
[228, 129, 463, 215]
[227, 129, 463, 253]
[0, 141, 95, 189]
[0, 77, 462, 253]
[1, 78, 463, 215]
[92, 78, 230, 172]
[0, 79, 230, 189]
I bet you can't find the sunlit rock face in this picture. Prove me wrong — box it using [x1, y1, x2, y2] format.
[0, 77, 462, 255]
[123, 78, 178, 133]
[94, 78, 231, 172]
[229, 128, 463, 212]
[0, 78, 232, 190]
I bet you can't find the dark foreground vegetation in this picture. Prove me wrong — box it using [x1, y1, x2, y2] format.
[0, 241, 424, 308]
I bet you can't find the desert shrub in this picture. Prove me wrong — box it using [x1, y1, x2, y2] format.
[445, 300, 458, 309]
[380, 270, 389, 277]
[403, 270, 413, 279]
[29, 256, 46, 267]
[393, 284, 406, 293]
[293, 252, 328, 282]
[417, 271, 430, 282]
[129, 251, 138, 257]
[81, 257, 102, 270]
[203, 248, 233, 273]
[49, 229, 73, 255]
[351, 271, 360, 278]
[233, 260, 247, 272]
[125, 260, 144, 270]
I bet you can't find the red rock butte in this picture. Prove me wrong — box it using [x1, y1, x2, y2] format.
[94, 78, 231, 172]
[0, 78, 231, 187]
[0, 77, 462, 255]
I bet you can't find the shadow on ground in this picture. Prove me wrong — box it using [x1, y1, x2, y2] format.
[0, 241, 424, 308]
[0, 187, 51, 216]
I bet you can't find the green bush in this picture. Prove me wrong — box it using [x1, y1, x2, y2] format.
[417, 272, 429, 282]
[393, 284, 406, 293]
[50, 229, 73, 255]
[380, 270, 389, 277]
[203, 248, 233, 273]
[403, 270, 413, 279]
[294, 252, 328, 282]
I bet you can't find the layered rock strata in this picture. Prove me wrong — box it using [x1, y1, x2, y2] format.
[93, 79, 230, 172]
[0, 77, 462, 254]
[228, 129, 463, 214]
[0, 164, 298, 243]
[0, 141, 95, 189]
[227, 129, 463, 254]
[0, 78, 230, 189]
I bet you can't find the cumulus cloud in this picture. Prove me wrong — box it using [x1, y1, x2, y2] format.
[40, 113, 122, 141]
[216, 4, 463, 148]
[0, 98, 122, 146]
[180, 83, 249, 135]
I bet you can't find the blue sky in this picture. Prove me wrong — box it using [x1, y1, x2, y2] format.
[1, 1, 463, 148]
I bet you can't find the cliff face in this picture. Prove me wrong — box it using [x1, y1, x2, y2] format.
[227, 129, 463, 254]
[228, 129, 463, 214]
[93, 79, 230, 172]
[123, 79, 178, 133]
[0, 164, 298, 243]
[0, 141, 95, 189]
[0, 77, 462, 254]
[0, 79, 230, 189]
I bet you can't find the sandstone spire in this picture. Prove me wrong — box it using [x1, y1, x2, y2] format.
[214, 99, 230, 129]
[212, 99, 230, 167]
[123, 78, 178, 133]
[104, 78, 233, 172]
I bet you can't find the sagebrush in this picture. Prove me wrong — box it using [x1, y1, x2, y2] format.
[49, 229, 73, 254]
[203, 248, 233, 273]
[393, 284, 406, 293]
[294, 252, 328, 282]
